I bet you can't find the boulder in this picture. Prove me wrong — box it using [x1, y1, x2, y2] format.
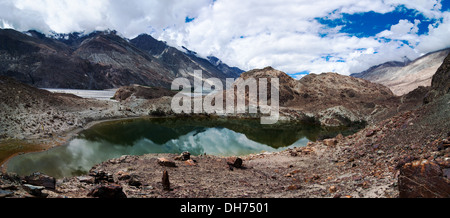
[184, 159, 197, 166]
[0, 189, 14, 198]
[175, 151, 191, 161]
[335, 134, 344, 141]
[22, 184, 48, 198]
[23, 172, 56, 190]
[89, 170, 114, 183]
[77, 176, 95, 184]
[116, 171, 131, 181]
[157, 157, 177, 167]
[87, 184, 127, 198]
[226, 157, 243, 169]
[365, 130, 377, 137]
[323, 138, 338, 147]
[398, 160, 450, 198]
[128, 176, 142, 187]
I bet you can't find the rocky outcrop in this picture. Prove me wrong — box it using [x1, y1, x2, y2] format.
[424, 53, 450, 104]
[398, 160, 450, 198]
[229, 67, 411, 126]
[113, 84, 176, 101]
[0, 75, 111, 141]
[130, 34, 243, 80]
[0, 75, 173, 144]
[352, 48, 450, 96]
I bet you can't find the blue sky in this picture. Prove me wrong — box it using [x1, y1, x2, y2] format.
[317, 6, 438, 37]
[1, 0, 450, 78]
[285, 2, 449, 78]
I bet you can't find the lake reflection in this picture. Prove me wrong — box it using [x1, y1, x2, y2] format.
[7, 117, 339, 178]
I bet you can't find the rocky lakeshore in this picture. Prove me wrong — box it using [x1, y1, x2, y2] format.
[1, 56, 450, 198]
[0, 95, 449, 198]
[1, 95, 448, 198]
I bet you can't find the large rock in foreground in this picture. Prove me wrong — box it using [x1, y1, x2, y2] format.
[87, 184, 127, 198]
[398, 160, 450, 198]
[23, 172, 56, 190]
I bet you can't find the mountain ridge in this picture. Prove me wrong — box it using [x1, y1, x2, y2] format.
[226, 66, 424, 126]
[0, 28, 243, 90]
[351, 48, 450, 96]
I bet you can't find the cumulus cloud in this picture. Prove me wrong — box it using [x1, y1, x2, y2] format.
[416, 11, 450, 53]
[160, 0, 449, 75]
[0, 0, 449, 76]
[377, 19, 421, 41]
[1, 0, 211, 37]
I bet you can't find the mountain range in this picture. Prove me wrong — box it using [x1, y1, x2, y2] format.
[1, 27, 448, 99]
[351, 48, 450, 96]
[0, 29, 243, 90]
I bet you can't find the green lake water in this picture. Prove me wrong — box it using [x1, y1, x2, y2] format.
[6, 117, 355, 178]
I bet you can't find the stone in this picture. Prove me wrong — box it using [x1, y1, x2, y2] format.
[0, 185, 17, 191]
[372, 144, 380, 150]
[87, 184, 127, 198]
[323, 139, 338, 147]
[77, 176, 95, 184]
[357, 181, 370, 189]
[162, 170, 171, 191]
[226, 157, 243, 169]
[157, 157, 177, 167]
[174, 151, 191, 161]
[301, 147, 314, 155]
[329, 186, 337, 193]
[398, 160, 450, 198]
[184, 159, 197, 166]
[128, 176, 142, 187]
[395, 155, 416, 170]
[116, 171, 131, 181]
[23, 172, 56, 190]
[443, 140, 450, 149]
[117, 155, 132, 163]
[287, 184, 301, 191]
[0, 189, 14, 198]
[366, 130, 376, 137]
[89, 170, 114, 183]
[22, 184, 48, 198]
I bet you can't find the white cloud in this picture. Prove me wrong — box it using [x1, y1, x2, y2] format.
[376, 19, 421, 46]
[170, 0, 433, 75]
[416, 11, 450, 53]
[0, 0, 448, 76]
[4, 0, 211, 38]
